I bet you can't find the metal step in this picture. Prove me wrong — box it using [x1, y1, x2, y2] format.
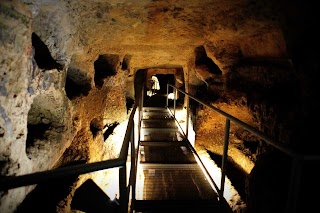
[142, 114, 173, 120]
[141, 131, 184, 142]
[142, 127, 179, 132]
[139, 163, 199, 170]
[143, 108, 168, 113]
[140, 141, 186, 146]
[135, 103, 233, 213]
[134, 199, 228, 213]
[139, 146, 196, 164]
[143, 107, 168, 111]
[143, 108, 168, 111]
[141, 119, 176, 128]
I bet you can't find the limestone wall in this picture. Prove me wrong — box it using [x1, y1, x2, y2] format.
[1, 0, 318, 212]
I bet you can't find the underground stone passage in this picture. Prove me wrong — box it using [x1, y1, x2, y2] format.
[1, 1, 319, 213]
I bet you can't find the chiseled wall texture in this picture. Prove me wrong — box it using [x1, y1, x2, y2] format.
[0, 0, 319, 212]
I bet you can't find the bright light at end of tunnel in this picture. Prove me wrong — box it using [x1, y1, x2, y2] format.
[147, 90, 154, 97]
[167, 92, 176, 100]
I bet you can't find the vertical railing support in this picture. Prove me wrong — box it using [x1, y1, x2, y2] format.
[131, 85, 144, 212]
[220, 118, 230, 198]
[138, 85, 144, 145]
[173, 87, 176, 117]
[186, 95, 190, 139]
[141, 86, 144, 110]
[166, 83, 169, 107]
[130, 123, 136, 208]
[119, 165, 127, 213]
[285, 158, 302, 213]
[139, 86, 144, 140]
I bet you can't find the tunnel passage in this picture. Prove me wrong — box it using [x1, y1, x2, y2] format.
[153, 74, 175, 94]
[94, 54, 119, 89]
[135, 67, 186, 107]
[145, 67, 185, 94]
[31, 32, 63, 70]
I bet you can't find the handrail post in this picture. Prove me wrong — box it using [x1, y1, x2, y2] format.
[139, 86, 144, 140]
[220, 118, 230, 198]
[119, 165, 127, 213]
[285, 158, 302, 213]
[131, 86, 144, 212]
[139, 86, 144, 138]
[173, 87, 176, 117]
[130, 122, 136, 209]
[141, 86, 144, 109]
[186, 94, 189, 139]
[166, 84, 169, 107]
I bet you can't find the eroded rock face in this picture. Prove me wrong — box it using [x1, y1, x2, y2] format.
[0, 0, 319, 212]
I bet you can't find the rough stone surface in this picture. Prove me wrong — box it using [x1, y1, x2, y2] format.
[0, 0, 319, 212]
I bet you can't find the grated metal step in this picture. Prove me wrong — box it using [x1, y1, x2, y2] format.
[134, 199, 228, 213]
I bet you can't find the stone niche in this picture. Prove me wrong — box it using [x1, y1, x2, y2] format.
[1, 0, 319, 213]
[26, 88, 75, 170]
[94, 54, 119, 89]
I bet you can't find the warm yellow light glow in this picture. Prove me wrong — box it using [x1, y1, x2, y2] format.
[171, 107, 245, 207]
[167, 92, 176, 100]
[102, 168, 119, 200]
[99, 99, 246, 211]
[133, 105, 246, 211]
[134, 104, 145, 200]
[151, 75, 160, 90]
[91, 120, 131, 200]
[147, 76, 160, 97]
[169, 107, 195, 146]
[134, 109, 140, 149]
[197, 149, 247, 211]
[135, 148, 145, 200]
[146, 90, 154, 97]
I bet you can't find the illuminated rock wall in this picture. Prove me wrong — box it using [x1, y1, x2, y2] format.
[0, 0, 318, 212]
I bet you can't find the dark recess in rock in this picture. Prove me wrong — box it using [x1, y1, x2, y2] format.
[32, 33, 63, 71]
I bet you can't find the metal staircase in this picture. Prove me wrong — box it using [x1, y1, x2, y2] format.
[1, 85, 319, 213]
[132, 94, 232, 213]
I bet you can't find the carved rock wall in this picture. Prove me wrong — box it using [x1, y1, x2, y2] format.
[0, 0, 319, 212]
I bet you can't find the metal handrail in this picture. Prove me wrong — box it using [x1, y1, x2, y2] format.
[0, 158, 124, 191]
[0, 87, 145, 213]
[167, 105, 231, 210]
[166, 84, 320, 213]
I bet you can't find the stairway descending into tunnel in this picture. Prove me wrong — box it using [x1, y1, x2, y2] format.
[132, 93, 232, 213]
[0, 90, 231, 213]
[2, 85, 319, 213]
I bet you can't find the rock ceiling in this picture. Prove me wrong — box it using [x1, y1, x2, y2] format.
[28, 0, 288, 72]
[1, 0, 319, 213]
